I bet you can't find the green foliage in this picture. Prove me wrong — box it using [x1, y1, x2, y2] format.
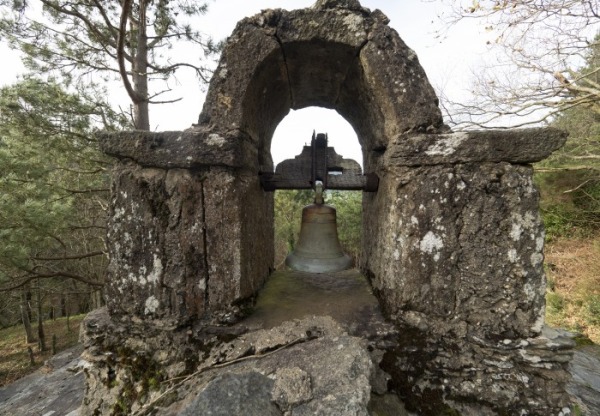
[573, 334, 595, 347]
[274, 190, 313, 267]
[536, 43, 600, 238]
[0, 0, 216, 127]
[572, 404, 584, 416]
[327, 190, 362, 263]
[536, 165, 600, 240]
[0, 79, 119, 292]
[541, 79, 600, 336]
[546, 291, 565, 316]
[108, 347, 165, 414]
[583, 294, 600, 326]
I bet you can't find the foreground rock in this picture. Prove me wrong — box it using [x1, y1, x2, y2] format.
[568, 342, 600, 414]
[79, 270, 408, 415]
[153, 316, 387, 416]
[1, 320, 599, 415]
[0, 344, 84, 416]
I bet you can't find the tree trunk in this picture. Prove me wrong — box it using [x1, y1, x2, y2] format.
[60, 294, 67, 317]
[26, 290, 33, 321]
[20, 289, 35, 344]
[27, 346, 35, 366]
[36, 281, 46, 352]
[132, 0, 150, 130]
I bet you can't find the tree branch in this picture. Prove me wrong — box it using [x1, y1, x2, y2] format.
[117, 0, 144, 104]
[33, 251, 106, 261]
[0, 271, 104, 292]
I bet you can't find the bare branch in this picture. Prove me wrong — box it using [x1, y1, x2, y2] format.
[33, 251, 106, 261]
[0, 271, 104, 292]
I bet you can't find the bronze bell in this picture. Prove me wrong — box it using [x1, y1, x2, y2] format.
[285, 183, 352, 273]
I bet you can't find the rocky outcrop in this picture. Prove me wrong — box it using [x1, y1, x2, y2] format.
[568, 342, 600, 414]
[0, 345, 84, 416]
[162, 316, 376, 416]
[78, 270, 403, 415]
[2, 318, 598, 416]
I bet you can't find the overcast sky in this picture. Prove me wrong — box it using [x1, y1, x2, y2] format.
[0, 0, 491, 167]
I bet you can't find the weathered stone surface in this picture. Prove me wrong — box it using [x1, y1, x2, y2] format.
[359, 159, 577, 413]
[98, 128, 258, 170]
[363, 162, 546, 339]
[104, 163, 207, 325]
[198, 15, 288, 155]
[80, 306, 219, 415]
[79, 271, 397, 416]
[313, 0, 366, 12]
[368, 393, 411, 416]
[89, 0, 576, 414]
[275, 10, 367, 110]
[104, 162, 272, 327]
[355, 21, 444, 146]
[180, 371, 281, 416]
[380, 324, 575, 415]
[272, 367, 313, 410]
[0, 345, 84, 416]
[78, 300, 579, 416]
[384, 128, 568, 166]
[196, 2, 445, 170]
[172, 316, 375, 416]
[568, 342, 600, 414]
[5, 326, 598, 416]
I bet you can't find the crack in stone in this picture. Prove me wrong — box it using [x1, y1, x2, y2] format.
[273, 32, 295, 109]
[199, 178, 211, 311]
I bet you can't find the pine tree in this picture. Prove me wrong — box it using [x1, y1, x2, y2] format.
[0, 79, 123, 296]
[0, 0, 216, 129]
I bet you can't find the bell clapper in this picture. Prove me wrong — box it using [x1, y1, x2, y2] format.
[314, 180, 324, 205]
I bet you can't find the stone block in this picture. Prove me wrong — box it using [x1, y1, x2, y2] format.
[357, 22, 445, 141]
[104, 163, 207, 325]
[385, 128, 568, 165]
[198, 18, 289, 143]
[104, 163, 273, 326]
[98, 128, 258, 170]
[363, 162, 546, 339]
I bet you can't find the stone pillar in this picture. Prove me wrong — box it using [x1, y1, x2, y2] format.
[79, 129, 273, 415]
[99, 128, 273, 327]
[362, 129, 575, 415]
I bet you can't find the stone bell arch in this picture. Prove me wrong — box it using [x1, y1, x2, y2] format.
[99, 0, 446, 325]
[86, 0, 574, 414]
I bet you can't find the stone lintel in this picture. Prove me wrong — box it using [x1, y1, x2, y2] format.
[98, 128, 258, 170]
[385, 127, 568, 166]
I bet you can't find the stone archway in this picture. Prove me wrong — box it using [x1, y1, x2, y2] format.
[198, 0, 444, 172]
[87, 0, 575, 414]
[98, 0, 446, 326]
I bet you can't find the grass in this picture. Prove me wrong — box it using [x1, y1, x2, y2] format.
[544, 234, 600, 343]
[535, 167, 600, 344]
[0, 314, 85, 387]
